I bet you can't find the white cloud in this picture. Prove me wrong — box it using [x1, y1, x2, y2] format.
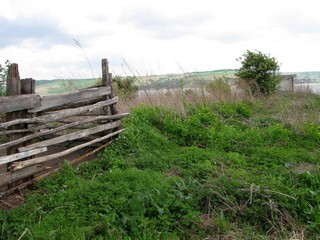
[0, 0, 320, 79]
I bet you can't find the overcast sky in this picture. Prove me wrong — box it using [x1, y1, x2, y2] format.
[1, 0, 319, 80]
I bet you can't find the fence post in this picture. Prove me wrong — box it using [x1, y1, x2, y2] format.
[102, 59, 118, 115]
[21, 78, 35, 95]
[6, 64, 21, 156]
[5, 67, 36, 190]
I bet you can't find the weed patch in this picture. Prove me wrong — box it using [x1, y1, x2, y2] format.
[1, 94, 319, 239]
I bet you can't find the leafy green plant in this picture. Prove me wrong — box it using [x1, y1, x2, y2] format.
[1, 97, 320, 239]
[236, 50, 280, 96]
[113, 76, 139, 99]
[0, 60, 10, 96]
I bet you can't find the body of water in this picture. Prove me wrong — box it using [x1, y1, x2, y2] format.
[137, 83, 320, 97]
[294, 83, 320, 94]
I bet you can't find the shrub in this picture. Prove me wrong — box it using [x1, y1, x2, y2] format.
[236, 50, 280, 96]
[0, 60, 10, 96]
[113, 76, 139, 99]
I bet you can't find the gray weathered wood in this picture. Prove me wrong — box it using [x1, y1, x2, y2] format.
[0, 164, 50, 188]
[19, 120, 122, 152]
[0, 147, 47, 165]
[29, 87, 111, 113]
[102, 59, 118, 115]
[21, 78, 35, 94]
[0, 95, 41, 114]
[6, 64, 22, 168]
[0, 97, 118, 129]
[6, 63, 21, 96]
[0, 129, 34, 136]
[11, 129, 124, 170]
[0, 113, 129, 150]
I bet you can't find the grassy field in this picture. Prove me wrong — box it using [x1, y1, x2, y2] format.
[35, 78, 99, 94]
[34, 70, 320, 94]
[0, 87, 319, 239]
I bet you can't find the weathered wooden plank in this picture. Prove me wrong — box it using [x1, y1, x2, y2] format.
[19, 120, 122, 152]
[0, 128, 33, 136]
[29, 87, 111, 113]
[36, 96, 107, 113]
[0, 97, 118, 129]
[71, 140, 114, 166]
[11, 129, 124, 170]
[0, 147, 47, 165]
[0, 168, 58, 198]
[0, 164, 50, 188]
[0, 95, 41, 114]
[0, 113, 129, 150]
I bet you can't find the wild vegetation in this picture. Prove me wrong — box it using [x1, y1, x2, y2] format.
[0, 82, 319, 239]
[0, 60, 10, 96]
[1, 50, 320, 239]
[236, 50, 280, 96]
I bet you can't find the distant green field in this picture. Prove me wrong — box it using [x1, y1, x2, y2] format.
[35, 78, 99, 94]
[34, 70, 320, 94]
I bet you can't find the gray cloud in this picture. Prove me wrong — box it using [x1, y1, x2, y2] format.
[272, 10, 320, 35]
[121, 10, 210, 40]
[0, 16, 70, 48]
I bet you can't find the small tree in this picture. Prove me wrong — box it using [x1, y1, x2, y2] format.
[0, 60, 10, 96]
[235, 50, 280, 96]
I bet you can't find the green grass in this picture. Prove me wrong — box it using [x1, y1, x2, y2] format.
[36, 78, 99, 94]
[1, 94, 320, 239]
[34, 70, 320, 95]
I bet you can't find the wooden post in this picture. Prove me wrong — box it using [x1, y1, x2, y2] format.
[21, 78, 36, 129]
[100, 59, 119, 144]
[4, 64, 22, 191]
[6, 64, 21, 96]
[102, 59, 118, 115]
[101, 58, 109, 87]
[6, 64, 21, 155]
[4, 67, 36, 190]
[21, 78, 35, 95]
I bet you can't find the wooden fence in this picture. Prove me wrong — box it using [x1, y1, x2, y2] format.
[0, 59, 128, 197]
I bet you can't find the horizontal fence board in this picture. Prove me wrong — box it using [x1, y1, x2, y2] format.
[0, 113, 129, 151]
[0, 94, 41, 113]
[0, 164, 50, 188]
[0, 147, 47, 165]
[19, 120, 122, 152]
[0, 97, 118, 129]
[0, 129, 34, 136]
[0, 168, 59, 198]
[29, 87, 111, 113]
[11, 129, 124, 170]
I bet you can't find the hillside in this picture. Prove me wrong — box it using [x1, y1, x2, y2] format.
[34, 70, 320, 94]
[1, 92, 319, 239]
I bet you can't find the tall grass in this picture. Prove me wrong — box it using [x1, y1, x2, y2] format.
[1, 69, 320, 239]
[117, 74, 320, 131]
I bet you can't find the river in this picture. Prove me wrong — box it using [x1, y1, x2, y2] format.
[294, 83, 320, 94]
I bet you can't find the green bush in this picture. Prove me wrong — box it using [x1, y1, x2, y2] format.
[113, 76, 139, 99]
[0, 60, 10, 96]
[236, 50, 280, 96]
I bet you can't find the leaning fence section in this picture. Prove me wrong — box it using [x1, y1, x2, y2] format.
[0, 59, 128, 197]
